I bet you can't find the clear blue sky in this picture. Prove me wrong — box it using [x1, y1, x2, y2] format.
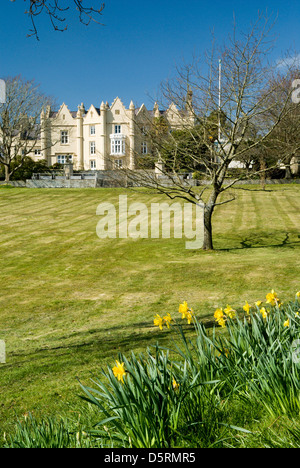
[0, 0, 299, 111]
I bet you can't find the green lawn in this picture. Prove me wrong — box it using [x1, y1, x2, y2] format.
[0, 185, 300, 436]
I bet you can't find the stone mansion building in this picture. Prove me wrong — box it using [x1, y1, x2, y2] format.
[34, 95, 194, 171]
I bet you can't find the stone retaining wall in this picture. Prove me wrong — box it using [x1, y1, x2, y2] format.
[1, 177, 299, 189]
[26, 178, 97, 188]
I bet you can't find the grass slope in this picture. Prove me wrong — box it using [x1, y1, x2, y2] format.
[0, 185, 299, 434]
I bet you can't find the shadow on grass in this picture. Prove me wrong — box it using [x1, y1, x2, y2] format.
[0, 317, 216, 371]
[218, 232, 300, 252]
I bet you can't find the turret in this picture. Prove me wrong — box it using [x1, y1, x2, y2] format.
[153, 102, 160, 119]
[100, 101, 107, 170]
[40, 107, 50, 163]
[186, 87, 193, 111]
[129, 101, 135, 170]
[76, 103, 84, 170]
[185, 87, 195, 125]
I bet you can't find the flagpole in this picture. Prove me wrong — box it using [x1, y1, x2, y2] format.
[0, 79, 5, 104]
[218, 59, 222, 142]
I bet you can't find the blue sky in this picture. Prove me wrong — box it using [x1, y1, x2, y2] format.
[0, 0, 299, 111]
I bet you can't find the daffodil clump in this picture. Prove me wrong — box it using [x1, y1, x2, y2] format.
[178, 301, 195, 324]
[214, 305, 236, 328]
[153, 312, 173, 330]
[153, 301, 195, 332]
[214, 289, 299, 330]
[79, 290, 300, 448]
[82, 346, 188, 448]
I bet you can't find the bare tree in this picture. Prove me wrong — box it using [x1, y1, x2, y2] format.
[119, 14, 300, 250]
[0, 76, 54, 182]
[10, 0, 105, 39]
[260, 68, 300, 179]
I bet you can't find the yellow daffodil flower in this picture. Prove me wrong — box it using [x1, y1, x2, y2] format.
[112, 361, 126, 383]
[284, 319, 290, 328]
[214, 308, 224, 321]
[243, 301, 251, 315]
[179, 301, 189, 319]
[172, 378, 180, 391]
[186, 309, 194, 325]
[266, 290, 280, 307]
[255, 301, 262, 307]
[154, 314, 164, 330]
[218, 318, 227, 328]
[296, 292, 300, 299]
[224, 305, 236, 319]
[260, 307, 268, 319]
[214, 308, 227, 327]
[163, 313, 173, 328]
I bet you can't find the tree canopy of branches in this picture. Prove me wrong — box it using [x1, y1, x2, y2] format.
[159, 111, 228, 173]
[0, 76, 53, 182]
[121, 14, 300, 250]
[260, 70, 300, 178]
[11, 0, 105, 39]
[160, 125, 207, 173]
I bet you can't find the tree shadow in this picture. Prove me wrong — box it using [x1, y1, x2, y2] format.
[2, 317, 217, 371]
[218, 232, 300, 252]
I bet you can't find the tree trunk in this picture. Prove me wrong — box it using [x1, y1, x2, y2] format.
[259, 156, 266, 190]
[203, 203, 214, 250]
[202, 185, 220, 250]
[4, 165, 10, 183]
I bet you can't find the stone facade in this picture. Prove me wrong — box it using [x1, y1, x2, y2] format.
[31, 96, 194, 171]
[291, 156, 300, 176]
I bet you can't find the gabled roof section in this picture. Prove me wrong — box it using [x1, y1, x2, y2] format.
[136, 103, 151, 117]
[50, 103, 78, 119]
[135, 104, 152, 119]
[110, 96, 126, 112]
[85, 104, 100, 119]
[165, 102, 180, 116]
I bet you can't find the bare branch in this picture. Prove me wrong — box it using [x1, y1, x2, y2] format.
[109, 13, 300, 250]
[11, 0, 105, 39]
[0, 76, 54, 181]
